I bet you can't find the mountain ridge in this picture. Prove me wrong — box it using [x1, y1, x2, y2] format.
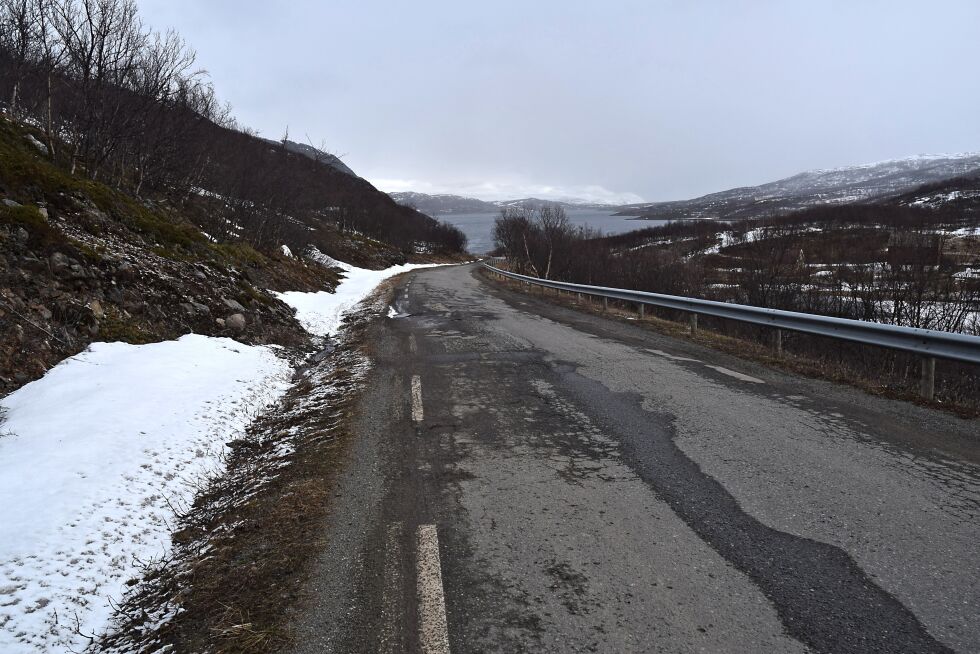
[389, 191, 617, 216]
[617, 152, 980, 221]
[393, 153, 980, 221]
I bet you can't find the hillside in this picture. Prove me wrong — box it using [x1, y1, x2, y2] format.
[618, 154, 980, 221]
[260, 137, 358, 177]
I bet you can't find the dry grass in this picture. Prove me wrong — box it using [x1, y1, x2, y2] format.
[101, 291, 386, 654]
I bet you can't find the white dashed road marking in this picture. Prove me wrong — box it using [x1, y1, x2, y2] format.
[411, 375, 424, 422]
[705, 365, 765, 384]
[380, 522, 403, 654]
[417, 524, 451, 654]
[409, 334, 418, 354]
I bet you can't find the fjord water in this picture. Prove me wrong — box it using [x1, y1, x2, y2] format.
[443, 208, 668, 254]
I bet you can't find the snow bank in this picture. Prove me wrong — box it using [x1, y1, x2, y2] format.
[0, 335, 292, 653]
[276, 262, 441, 337]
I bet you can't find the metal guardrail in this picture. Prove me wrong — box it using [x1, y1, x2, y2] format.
[482, 261, 980, 398]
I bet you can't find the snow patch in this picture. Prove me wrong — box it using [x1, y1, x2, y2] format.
[0, 335, 292, 653]
[276, 260, 441, 337]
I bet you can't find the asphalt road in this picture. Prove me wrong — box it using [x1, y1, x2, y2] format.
[290, 263, 980, 654]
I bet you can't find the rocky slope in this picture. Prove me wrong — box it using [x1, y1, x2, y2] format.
[0, 115, 439, 395]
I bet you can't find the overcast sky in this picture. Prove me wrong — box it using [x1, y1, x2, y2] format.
[139, 0, 980, 203]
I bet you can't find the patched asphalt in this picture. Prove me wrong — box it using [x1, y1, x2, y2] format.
[290, 263, 980, 654]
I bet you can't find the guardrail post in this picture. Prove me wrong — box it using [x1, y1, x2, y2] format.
[576, 292, 582, 303]
[689, 313, 698, 334]
[638, 303, 645, 319]
[603, 297, 608, 312]
[920, 357, 935, 401]
[774, 329, 783, 357]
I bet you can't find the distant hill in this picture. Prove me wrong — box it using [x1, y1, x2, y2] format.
[618, 154, 980, 221]
[882, 171, 980, 216]
[261, 138, 358, 177]
[390, 191, 616, 216]
[390, 192, 499, 214]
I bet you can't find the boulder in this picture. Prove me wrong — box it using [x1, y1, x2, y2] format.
[226, 313, 246, 332]
[215, 317, 226, 328]
[49, 252, 70, 275]
[115, 261, 136, 281]
[88, 299, 104, 319]
[2, 198, 21, 208]
[20, 257, 46, 273]
[222, 297, 247, 313]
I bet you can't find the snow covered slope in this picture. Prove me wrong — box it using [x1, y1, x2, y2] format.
[0, 335, 292, 653]
[620, 153, 980, 221]
[275, 261, 441, 337]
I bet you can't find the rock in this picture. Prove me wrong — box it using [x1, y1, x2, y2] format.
[116, 262, 136, 281]
[215, 317, 226, 328]
[179, 302, 196, 316]
[222, 297, 247, 313]
[24, 134, 48, 155]
[49, 252, 70, 275]
[20, 257, 46, 273]
[194, 270, 207, 281]
[37, 207, 48, 220]
[14, 227, 29, 242]
[3, 198, 22, 208]
[191, 301, 210, 315]
[226, 313, 246, 332]
[88, 299, 104, 319]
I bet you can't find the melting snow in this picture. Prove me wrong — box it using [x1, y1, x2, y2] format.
[276, 261, 441, 337]
[0, 335, 292, 653]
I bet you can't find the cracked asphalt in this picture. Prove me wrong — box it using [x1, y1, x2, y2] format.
[289, 263, 980, 654]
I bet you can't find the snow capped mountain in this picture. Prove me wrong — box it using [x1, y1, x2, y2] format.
[620, 153, 980, 221]
[390, 192, 499, 214]
[389, 192, 618, 216]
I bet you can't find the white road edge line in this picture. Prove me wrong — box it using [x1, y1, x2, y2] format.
[705, 364, 765, 384]
[411, 375, 424, 422]
[645, 347, 701, 362]
[417, 524, 451, 654]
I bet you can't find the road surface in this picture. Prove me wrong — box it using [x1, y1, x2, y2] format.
[290, 263, 980, 654]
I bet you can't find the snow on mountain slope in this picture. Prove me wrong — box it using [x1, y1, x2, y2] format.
[620, 153, 980, 221]
[0, 335, 292, 653]
[389, 191, 619, 216]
